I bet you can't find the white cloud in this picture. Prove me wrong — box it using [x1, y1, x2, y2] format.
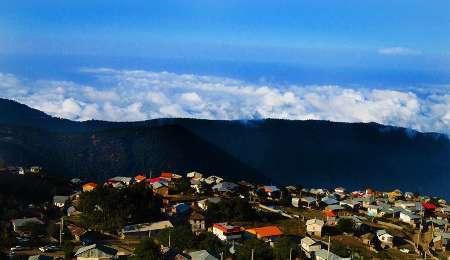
[0, 69, 450, 135]
[378, 47, 422, 56]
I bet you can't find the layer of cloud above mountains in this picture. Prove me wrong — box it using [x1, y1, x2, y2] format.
[1, 68, 450, 135]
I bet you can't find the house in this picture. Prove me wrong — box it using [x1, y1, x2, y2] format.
[28, 256, 53, 260]
[106, 176, 133, 186]
[263, 185, 281, 198]
[335, 187, 346, 195]
[306, 219, 325, 237]
[67, 206, 81, 217]
[160, 172, 182, 181]
[67, 224, 87, 241]
[339, 199, 360, 210]
[188, 250, 218, 260]
[11, 217, 44, 233]
[387, 189, 402, 200]
[171, 203, 191, 215]
[367, 205, 380, 217]
[187, 171, 203, 179]
[30, 166, 43, 174]
[197, 197, 221, 211]
[360, 232, 376, 248]
[134, 175, 146, 183]
[422, 201, 436, 216]
[399, 211, 421, 227]
[325, 205, 345, 214]
[245, 226, 283, 243]
[119, 220, 173, 239]
[293, 196, 316, 208]
[310, 188, 327, 195]
[432, 232, 450, 251]
[153, 183, 169, 197]
[74, 244, 117, 260]
[212, 182, 238, 193]
[300, 236, 321, 258]
[53, 195, 70, 208]
[189, 211, 206, 234]
[404, 192, 415, 200]
[315, 249, 351, 260]
[376, 230, 394, 248]
[204, 175, 223, 185]
[321, 197, 339, 206]
[212, 223, 241, 241]
[82, 182, 98, 192]
[325, 210, 338, 225]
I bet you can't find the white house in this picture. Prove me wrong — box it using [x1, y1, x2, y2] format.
[315, 249, 351, 260]
[399, 211, 421, 226]
[212, 223, 241, 241]
[376, 229, 394, 248]
[300, 236, 321, 258]
[53, 195, 70, 208]
[306, 219, 325, 237]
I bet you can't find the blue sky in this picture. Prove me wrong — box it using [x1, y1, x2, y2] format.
[1, 1, 450, 134]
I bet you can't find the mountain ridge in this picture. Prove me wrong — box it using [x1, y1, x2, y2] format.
[0, 98, 449, 198]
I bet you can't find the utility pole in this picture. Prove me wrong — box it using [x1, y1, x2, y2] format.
[327, 236, 331, 260]
[168, 229, 171, 248]
[59, 217, 64, 247]
[289, 247, 292, 260]
[251, 248, 254, 260]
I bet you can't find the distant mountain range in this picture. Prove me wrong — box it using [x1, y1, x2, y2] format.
[1, 98, 449, 198]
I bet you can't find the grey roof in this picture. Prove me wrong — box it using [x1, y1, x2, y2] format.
[302, 196, 317, 203]
[212, 182, 238, 192]
[74, 244, 117, 256]
[315, 249, 350, 260]
[188, 250, 218, 260]
[53, 195, 69, 204]
[28, 256, 53, 260]
[321, 197, 339, 205]
[122, 220, 173, 234]
[11, 217, 44, 228]
[301, 236, 320, 246]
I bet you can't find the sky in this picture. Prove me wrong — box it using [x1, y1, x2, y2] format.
[1, 1, 450, 134]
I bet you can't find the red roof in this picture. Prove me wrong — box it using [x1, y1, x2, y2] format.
[325, 210, 337, 217]
[160, 172, 173, 178]
[149, 177, 161, 183]
[213, 223, 240, 233]
[422, 202, 436, 210]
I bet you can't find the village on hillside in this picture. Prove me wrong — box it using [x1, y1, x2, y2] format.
[1, 165, 450, 260]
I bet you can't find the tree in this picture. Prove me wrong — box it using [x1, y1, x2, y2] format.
[196, 232, 226, 257]
[132, 238, 160, 260]
[19, 222, 45, 237]
[78, 183, 162, 232]
[336, 218, 354, 234]
[273, 236, 300, 259]
[158, 225, 194, 251]
[236, 238, 273, 260]
[63, 241, 74, 259]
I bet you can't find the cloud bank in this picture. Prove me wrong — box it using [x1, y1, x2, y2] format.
[1, 68, 450, 135]
[378, 47, 422, 56]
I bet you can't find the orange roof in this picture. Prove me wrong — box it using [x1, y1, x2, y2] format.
[160, 172, 173, 178]
[135, 175, 146, 181]
[325, 210, 337, 217]
[246, 226, 283, 237]
[83, 182, 97, 188]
